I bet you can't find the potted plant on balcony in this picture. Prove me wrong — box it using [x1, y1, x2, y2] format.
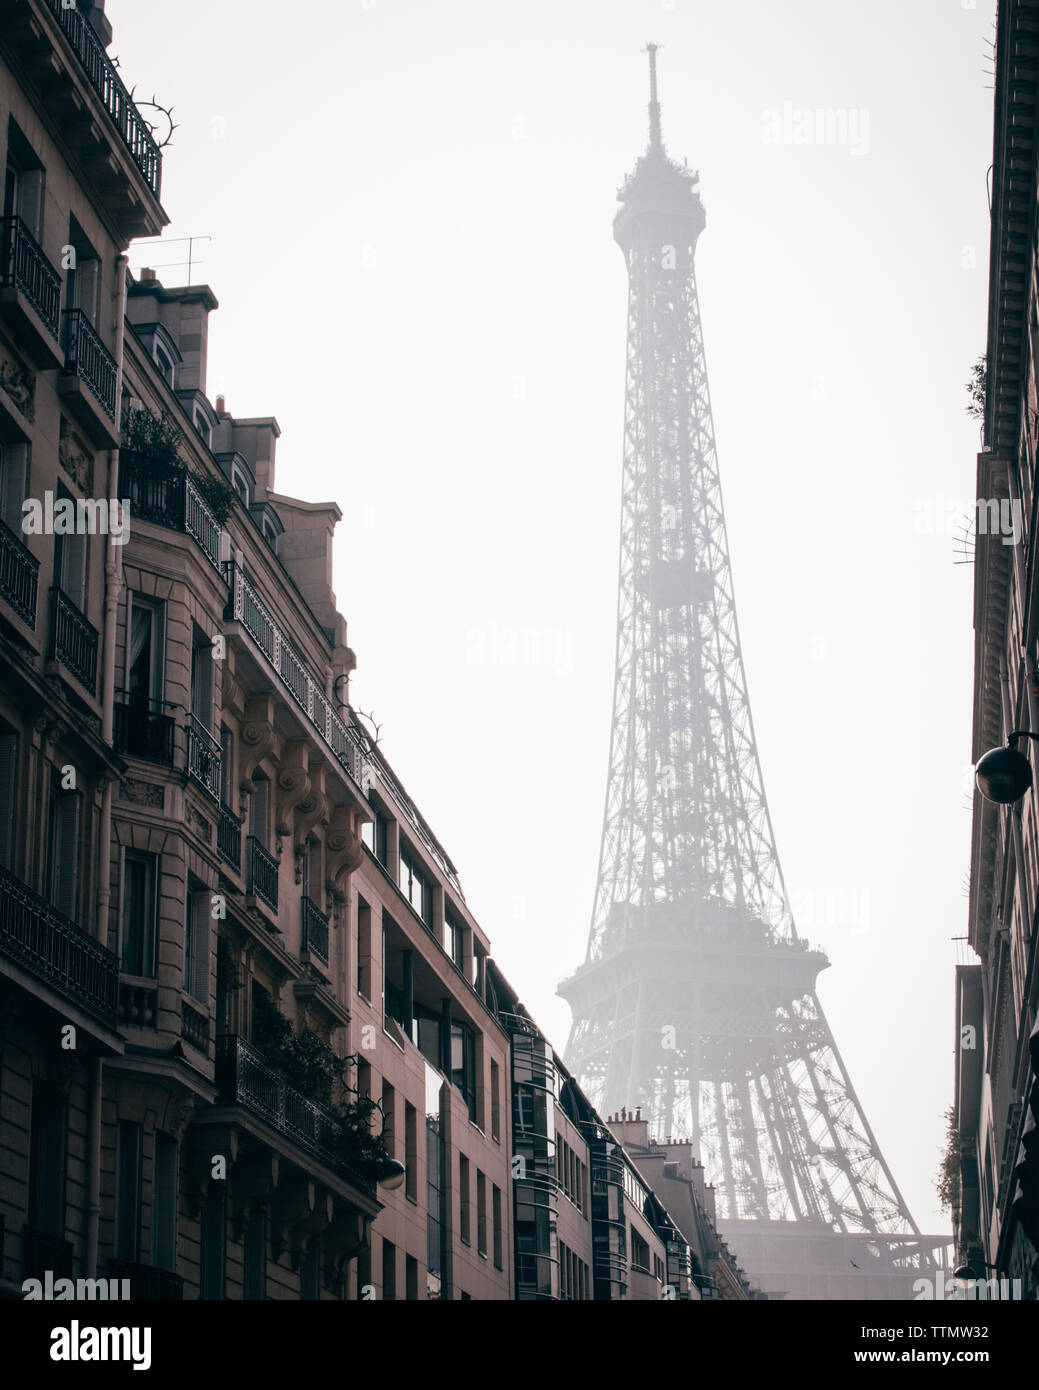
[251, 991, 392, 1179]
[120, 406, 237, 526]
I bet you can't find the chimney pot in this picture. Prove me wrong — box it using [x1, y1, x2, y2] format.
[141, 267, 157, 281]
[216, 394, 226, 413]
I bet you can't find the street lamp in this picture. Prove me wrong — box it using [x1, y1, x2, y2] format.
[377, 1158, 407, 1191]
[975, 731, 1039, 804]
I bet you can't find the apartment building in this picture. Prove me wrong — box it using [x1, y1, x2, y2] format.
[958, 0, 1039, 1298]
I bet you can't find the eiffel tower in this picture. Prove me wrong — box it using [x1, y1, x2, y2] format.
[558, 48, 946, 1299]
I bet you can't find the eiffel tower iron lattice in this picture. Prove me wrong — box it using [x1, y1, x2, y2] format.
[558, 50, 933, 1287]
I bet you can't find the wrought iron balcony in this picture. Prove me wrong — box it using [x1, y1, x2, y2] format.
[301, 895, 329, 964]
[186, 715, 220, 801]
[0, 215, 61, 340]
[216, 1035, 375, 1195]
[0, 863, 118, 1026]
[247, 836, 278, 911]
[113, 693, 175, 766]
[44, 0, 162, 198]
[104, 1258, 183, 1301]
[23, 1225, 73, 1281]
[50, 587, 98, 695]
[63, 309, 118, 421]
[217, 801, 242, 873]
[119, 454, 222, 571]
[0, 516, 38, 629]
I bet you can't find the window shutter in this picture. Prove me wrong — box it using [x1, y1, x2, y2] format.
[188, 891, 209, 1003]
[0, 733, 16, 869]
[0, 444, 28, 531]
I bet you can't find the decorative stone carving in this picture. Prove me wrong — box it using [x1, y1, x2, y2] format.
[0, 355, 34, 422]
[238, 699, 277, 815]
[58, 415, 94, 492]
[326, 806, 363, 902]
[186, 803, 212, 843]
[119, 778, 164, 808]
[276, 742, 311, 840]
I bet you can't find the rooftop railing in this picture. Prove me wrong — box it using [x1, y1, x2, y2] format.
[45, 0, 163, 198]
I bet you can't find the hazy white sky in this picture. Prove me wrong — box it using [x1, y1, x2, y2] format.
[106, 0, 996, 1235]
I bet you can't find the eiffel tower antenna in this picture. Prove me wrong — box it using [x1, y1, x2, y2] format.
[558, 49, 946, 1300]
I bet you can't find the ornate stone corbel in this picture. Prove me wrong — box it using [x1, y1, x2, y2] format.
[238, 697, 277, 815]
[230, 1154, 280, 1240]
[325, 805, 363, 903]
[270, 1174, 319, 1263]
[275, 741, 311, 847]
[294, 764, 329, 855]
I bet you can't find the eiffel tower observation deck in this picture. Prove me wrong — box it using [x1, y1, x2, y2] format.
[558, 47, 950, 1300]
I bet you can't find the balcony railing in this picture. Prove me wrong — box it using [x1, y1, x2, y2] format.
[0, 215, 61, 338]
[0, 863, 118, 1026]
[186, 715, 220, 801]
[247, 837, 278, 911]
[217, 802, 242, 872]
[119, 455, 222, 571]
[63, 309, 118, 421]
[45, 0, 163, 198]
[51, 587, 99, 694]
[216, 1035, 375, 1195]
[113, 693, 175, 766]
[0, 516, 39, 629]
[301, 895, 329, 964]
[182, 1000, 210, 1053]
[104, 1258, 183, 1301]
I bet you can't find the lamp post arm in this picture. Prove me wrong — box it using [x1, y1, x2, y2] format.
[1007, 731, 1039, 747]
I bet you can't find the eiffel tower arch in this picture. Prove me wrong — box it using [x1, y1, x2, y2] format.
[558, 48, 949, 1299]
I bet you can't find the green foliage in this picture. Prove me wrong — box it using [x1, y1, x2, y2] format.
[122, 406, 184, 468]
[966, 355, 986, 423]
[250, 990, 389, 1172]
[936, 1105, 961, 1213]
[192, 471, 237, 525]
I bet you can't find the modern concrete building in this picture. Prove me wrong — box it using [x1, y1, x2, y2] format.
[957, 0, 1039, 1300]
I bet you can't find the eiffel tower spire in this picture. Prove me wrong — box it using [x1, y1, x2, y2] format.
[558, 50, 939, 1297]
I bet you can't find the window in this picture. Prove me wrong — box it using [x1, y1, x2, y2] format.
[4, 123, 44, 240]
[190, 628, 214, 731]
[446, 908, 465, 972]
[459, 1155, 470, 1244]
[361, 808, 389, 868]
[231, 467, 250, 506]
[426, 1115, 443, 1287]
[631, 1228, 650, 1273]
[450, 1021, 477, 1123]
[492, 1184, 503, 1269]
[261, 517, 278, 553]
[398, 842, 433, 929]
[490, 1061, 501, 1143]
[153, 1135, 178, 1272]
[153, 342, 175, 386]
[46, 768, 81, 921]
[405, 1255, 418, 1301]
[115, 1122, 142, 1262]
[0, 731, 17, 870]
[54, 489, 87, 612]
[381, 1238, 396, 1300]
[65, 215, 100, 323]
[192, 404, 212, 448]
[357, 897, 371, 999]
[126, 594, 165, 702]
[476, 1171, 487, 1257]
[355, 1245, 371, 1300]
[0, 442, 28, 532]
[243, 1208, 266, 1300]
[121, 849, 158, 977]
[185, 884, 210, 1003]
[28, 1084, 66, 1238]
[200, 1186, 225, 1300]
[405, 1103, 417, 1202]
